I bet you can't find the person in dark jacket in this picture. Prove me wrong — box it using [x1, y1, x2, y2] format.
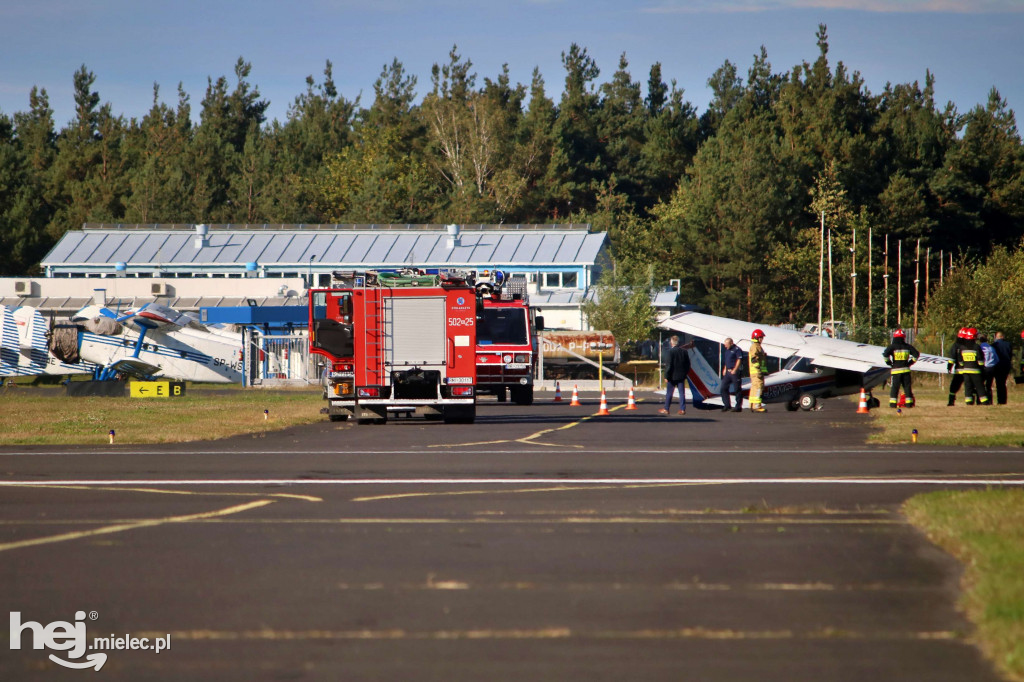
[991, 331, 1013, 404]
[661, 335, 695, 415]
[882, 329, 919, 407]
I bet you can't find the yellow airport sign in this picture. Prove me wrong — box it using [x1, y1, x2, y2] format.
[129, 381, 186, 398]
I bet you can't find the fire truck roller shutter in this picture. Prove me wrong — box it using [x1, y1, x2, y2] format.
[385, 297, 447, 369]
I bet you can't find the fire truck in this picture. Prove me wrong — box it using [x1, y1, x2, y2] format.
[474, 271, 542, 405]
[309, 270, 478, 424]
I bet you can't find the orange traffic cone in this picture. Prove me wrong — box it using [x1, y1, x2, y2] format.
[625, 386, 637, 410]
[570, 385, 581, 406]
[856, 388, 870, 414]
[597, 390, 610, 416]
[553, 382, 562, 402]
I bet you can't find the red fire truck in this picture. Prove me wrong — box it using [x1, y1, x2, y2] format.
[474, 271, 542, 405]
[309, 270, 478, 424]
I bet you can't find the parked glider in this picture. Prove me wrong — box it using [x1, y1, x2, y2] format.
[662, 311, 950, 411]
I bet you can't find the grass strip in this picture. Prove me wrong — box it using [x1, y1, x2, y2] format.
[868, 377, 1024, 446]
[0, 386, 324, 445]
[904, 489, 1024, 681]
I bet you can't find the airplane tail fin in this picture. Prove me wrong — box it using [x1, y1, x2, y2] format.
[0, 305, 19, 376]
[1, 306, 48, 376]
[685, 344, 723, 406]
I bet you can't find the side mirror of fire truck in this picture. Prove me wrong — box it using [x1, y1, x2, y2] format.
[535, 315, 545, 332]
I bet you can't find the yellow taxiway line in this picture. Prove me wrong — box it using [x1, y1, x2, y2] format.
[0, 499, 274, 554]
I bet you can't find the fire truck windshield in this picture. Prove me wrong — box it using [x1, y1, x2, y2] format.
[478, 308, 528, 345]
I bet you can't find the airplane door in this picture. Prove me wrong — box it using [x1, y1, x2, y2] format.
[244, 328, 264, 386]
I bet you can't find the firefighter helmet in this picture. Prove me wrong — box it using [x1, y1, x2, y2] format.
[893, 329, 905, 339]
[751, 329, 765, 340]
[957, 327, 967, 339]
[963, 328, 978, 340]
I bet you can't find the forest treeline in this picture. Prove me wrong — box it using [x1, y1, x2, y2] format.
[1, 26, 1022, 325]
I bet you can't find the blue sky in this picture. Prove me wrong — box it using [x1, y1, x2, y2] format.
[1, 0, 1022, 129]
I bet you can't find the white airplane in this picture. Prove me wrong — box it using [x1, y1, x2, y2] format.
[0, 305, 95, 379]
[662, 311, 951, 411]
[47, 302, 245, 383]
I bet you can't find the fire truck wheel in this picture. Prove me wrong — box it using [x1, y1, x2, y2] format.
[511, 385, 534, 405]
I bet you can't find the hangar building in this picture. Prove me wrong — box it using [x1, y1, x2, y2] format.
[7, 222, 609, 331]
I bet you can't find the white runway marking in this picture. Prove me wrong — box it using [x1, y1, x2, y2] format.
[1, 477, 1023, 487]
[1, 448, 1023, 457]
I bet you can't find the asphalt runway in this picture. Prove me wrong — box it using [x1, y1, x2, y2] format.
[2, 392, 1023, 681]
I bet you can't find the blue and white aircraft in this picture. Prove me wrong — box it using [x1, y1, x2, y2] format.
[662, 311, 951, 411]
[47, 302, 245, 383]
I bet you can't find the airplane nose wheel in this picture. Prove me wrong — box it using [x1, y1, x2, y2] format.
[798, 393, 817, 411]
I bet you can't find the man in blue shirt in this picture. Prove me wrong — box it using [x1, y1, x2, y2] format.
[720, 337, 743, 412]
[979, 335, 998, 404]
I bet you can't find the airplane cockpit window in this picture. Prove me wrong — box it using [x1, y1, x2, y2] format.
[784, 356, 817, 373]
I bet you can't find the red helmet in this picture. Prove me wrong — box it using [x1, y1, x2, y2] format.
[893, 329, 905, 339]
[963, 328, 978, 341]
[957, 327, 967, 339]
[751, 329, 765, 340]
[1020, 329, 1024, 339]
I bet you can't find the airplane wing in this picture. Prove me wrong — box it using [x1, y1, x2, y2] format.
[117, 302, 197, 331]
[662, 311, 951, 375]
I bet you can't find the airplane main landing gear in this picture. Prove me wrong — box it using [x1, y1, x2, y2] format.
[798, 393, 817, 411]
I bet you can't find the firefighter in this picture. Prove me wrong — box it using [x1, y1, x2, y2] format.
[947, 327, 967, 406]
[748, 329, 768, 413]
[883, 329, 919, 408]
[1020, 330, 1024, 378]
[955, 327, 989, 405]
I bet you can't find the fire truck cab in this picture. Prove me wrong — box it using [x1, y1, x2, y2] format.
[310, 270, 478, 424]
[474, 271, 541, 405]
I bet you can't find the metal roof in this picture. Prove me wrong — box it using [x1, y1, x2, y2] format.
[529, 290, 595, 306]
[43, 224, 606, 270]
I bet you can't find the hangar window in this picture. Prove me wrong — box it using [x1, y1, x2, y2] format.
[541, 271, 579, 289]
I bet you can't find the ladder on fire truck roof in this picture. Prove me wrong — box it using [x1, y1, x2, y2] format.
[362, 282, 385, 387]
